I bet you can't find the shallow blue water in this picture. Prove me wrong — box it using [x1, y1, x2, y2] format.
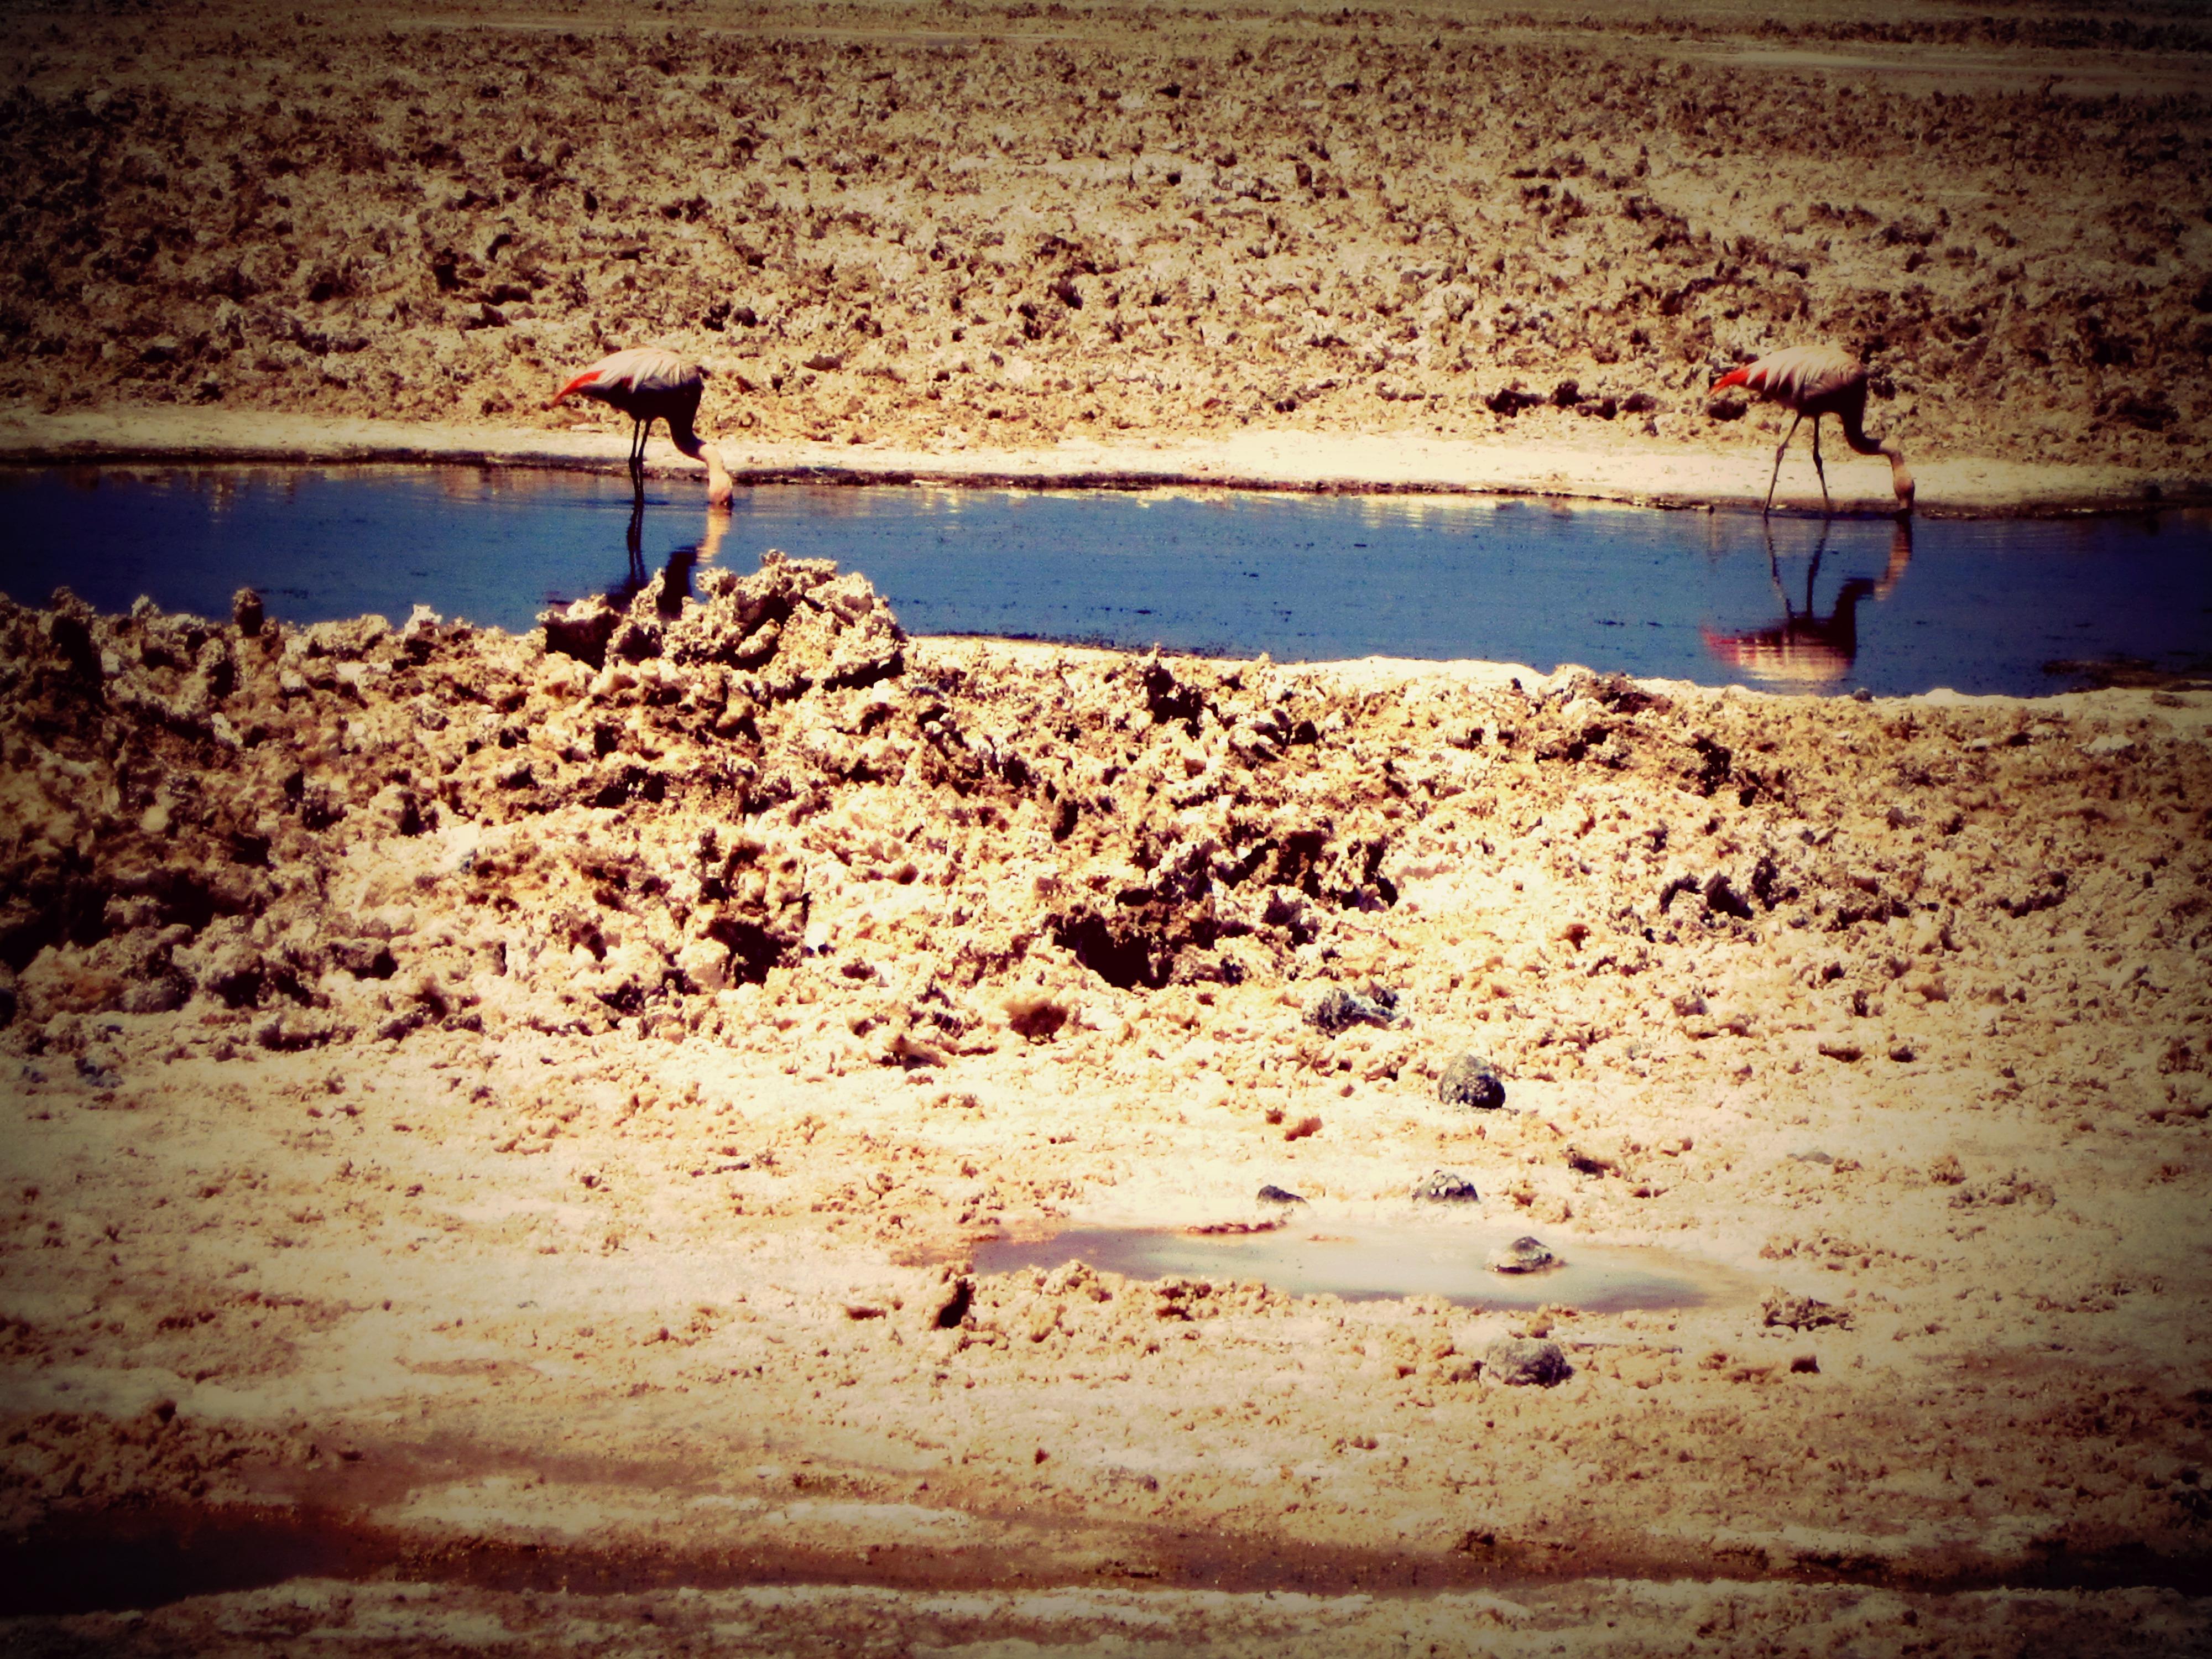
[3, 465, 2206, 697]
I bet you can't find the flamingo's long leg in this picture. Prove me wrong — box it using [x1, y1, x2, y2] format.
[1810, 415, 1832, 515]
[628, 417, 653, 500]
[1765, 411, 1802, 515]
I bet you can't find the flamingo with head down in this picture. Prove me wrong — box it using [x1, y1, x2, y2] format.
[1713, 345, 1914, 517]
[553, 345, 734, 507]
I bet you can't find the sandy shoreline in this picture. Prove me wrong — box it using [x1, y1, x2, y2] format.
[2, 407, 2200, 518]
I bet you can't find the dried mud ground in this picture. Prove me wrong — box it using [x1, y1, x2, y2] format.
[1, 547, 2209, 1656]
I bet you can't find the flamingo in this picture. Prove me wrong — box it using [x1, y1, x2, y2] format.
[552, 345, 734, 507]
[1711, 345, 1914, 517]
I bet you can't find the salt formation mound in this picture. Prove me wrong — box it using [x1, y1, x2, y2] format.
[0, 555, 1444, 1058]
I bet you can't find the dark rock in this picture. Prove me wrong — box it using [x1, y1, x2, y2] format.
[232, 588, 265, 637]
[1483, 1335, 1570, 1386]
[2107, 390, 2176, 432]
[1411, 1170, 1480, 1202]
[1566, 1145, 1619, 1177]
[1256, 1183, 1306, 1205]
[1761, 1290, 1853, 1331]
[1703, 871, 1754, 921]
[1437, 1052, 1506, 1111]
[1307, 982, 1400, 1034]
[934, 1277, 974, 1329]
[1140, 658, 1206, 733]
[1488, 1235, 1557, 1274]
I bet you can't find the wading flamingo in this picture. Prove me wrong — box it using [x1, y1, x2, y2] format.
[553, 346, 734, 507]
[1712, 345, 1914, 517]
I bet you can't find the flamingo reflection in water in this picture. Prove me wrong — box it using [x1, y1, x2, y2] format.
[1701, 520, 1913, 688]
[542, 497, 730, 667]
[607, 494, 729, 620]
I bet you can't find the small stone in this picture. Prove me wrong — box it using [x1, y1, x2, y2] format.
[1411, 1170, 1480, 1203]
[1256, 1184, 1306, 1206]
[1482, 1335, 1570, 1387]
[74, 1056, 121, 1091]
[232, 588, 265, 636]
[1438, 1053, 1506, 1111]
[1703, 872, 1754, 921]
[119, 975, 189, 1016]
[1306, 983, 1401, 1034]
[1566, 1146, 1619, 1177]
[1488, 1235, 1557, 1274]
[1762, 1290, 1853, 1331]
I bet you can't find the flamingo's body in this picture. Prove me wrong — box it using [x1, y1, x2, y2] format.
[1712, 345, 1914, 516]
[554, 346, 733, 507]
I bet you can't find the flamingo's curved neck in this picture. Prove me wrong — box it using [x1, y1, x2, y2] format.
[671, 429, 735, 507]
[701, 442, 733, 508]
[1840, 398, 1915, 513]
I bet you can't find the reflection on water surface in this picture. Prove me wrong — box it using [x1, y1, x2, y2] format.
[4, 466, 2206, 697]
[1703, 520, 1914, 687]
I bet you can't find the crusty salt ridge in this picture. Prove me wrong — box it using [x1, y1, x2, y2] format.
[2, 556, 2209, 1651]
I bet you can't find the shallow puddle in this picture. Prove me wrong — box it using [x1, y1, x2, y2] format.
[7, 466, 2209, 696]
[974, 1219, 1750, 1312]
